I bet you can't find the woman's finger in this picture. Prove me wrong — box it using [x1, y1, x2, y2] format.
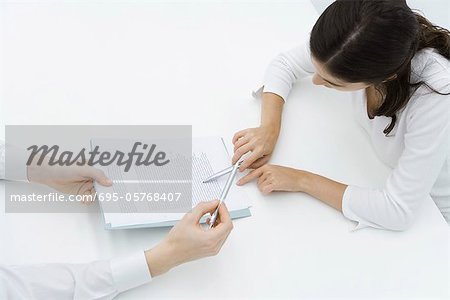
[237, 167, 264, 185]
[232, 129, 249, 144]
[249, 155, 271, 169]
[257, 171, 270, 186]
[261, 183, 275, 195]
[232, 143, 253, 164]
[233, 136, 250, 151]
[239, 150, 263, 171]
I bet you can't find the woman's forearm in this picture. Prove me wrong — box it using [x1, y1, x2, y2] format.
[300, 171, 347, 212]
[260, 92, 284, 134]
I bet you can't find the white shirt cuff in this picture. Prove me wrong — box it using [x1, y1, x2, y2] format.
[342, 185, 369, 231]
[252, 86, 264, 99]
[262, 84, 289, 102]
[252, 85, 288, 102]
[110, 251, 152, 293]
[4, 144, 29, 181]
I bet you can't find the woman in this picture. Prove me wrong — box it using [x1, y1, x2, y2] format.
[233, 0, 450, 230]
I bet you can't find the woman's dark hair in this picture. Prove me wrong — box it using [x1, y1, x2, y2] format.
[310, 0, 450, 135]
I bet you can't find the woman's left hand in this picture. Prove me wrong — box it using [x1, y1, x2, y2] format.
[237, 164, 307, 195]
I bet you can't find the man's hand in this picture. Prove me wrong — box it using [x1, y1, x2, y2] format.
[27, 163, 112, 200]
[145, 200, 233, 277]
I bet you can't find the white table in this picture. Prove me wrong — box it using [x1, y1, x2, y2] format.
[1, 1, 449, 299]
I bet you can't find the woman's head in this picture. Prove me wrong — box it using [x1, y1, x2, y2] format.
[311, 57, 371, 91]
[310, 0, 418, 90]
[309, 0, 450, 134]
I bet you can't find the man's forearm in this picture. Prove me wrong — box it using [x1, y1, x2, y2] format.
[144, 242, 177, 277]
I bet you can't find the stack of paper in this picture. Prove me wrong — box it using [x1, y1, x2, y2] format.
[91, 137, 252, 229]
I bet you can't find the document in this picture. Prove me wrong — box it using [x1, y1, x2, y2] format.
[91, 137, 252, 229]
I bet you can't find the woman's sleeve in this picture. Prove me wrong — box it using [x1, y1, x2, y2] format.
[262, 40, 316, 101]
[342, 92, 450, 231]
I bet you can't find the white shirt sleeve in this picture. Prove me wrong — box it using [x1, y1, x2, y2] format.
[0, 251, 152, 300]
[1, 141, 152, 298]
[262, 40, 315, 101]
[0, 140, 28, 181]
[342, 91, 450, 231]
[0, 142, 6, 180]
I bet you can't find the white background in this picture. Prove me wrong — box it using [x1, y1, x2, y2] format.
[0, 1, 449, 299]
[312, 0, 450, 29]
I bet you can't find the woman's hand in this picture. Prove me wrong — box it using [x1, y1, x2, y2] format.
[145, 200, 233, 277]
[237, 164, 347, 211]
[232, 126, 279, 171]
[237, 164, 306, 195]
[232, 92, 284, 171]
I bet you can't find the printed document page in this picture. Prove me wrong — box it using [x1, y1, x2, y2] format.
[92, 137, 251, 228]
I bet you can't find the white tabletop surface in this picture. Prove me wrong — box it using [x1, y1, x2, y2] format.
[1, 1, 449, 299]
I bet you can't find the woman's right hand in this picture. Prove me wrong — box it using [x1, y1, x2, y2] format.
[232, 126, 279, 171]
[232, 92, 284, 172]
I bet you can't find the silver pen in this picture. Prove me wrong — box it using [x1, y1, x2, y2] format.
[208, 159, 241, 228]
[202, 160, 242, 183]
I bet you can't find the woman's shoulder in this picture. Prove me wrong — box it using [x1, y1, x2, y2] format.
[406, 50, 450, 123]
[411, 48, 450, 92]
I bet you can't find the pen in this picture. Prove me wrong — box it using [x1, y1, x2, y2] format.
[202, 160, 243, 183]
[208, 159, 241, 228]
